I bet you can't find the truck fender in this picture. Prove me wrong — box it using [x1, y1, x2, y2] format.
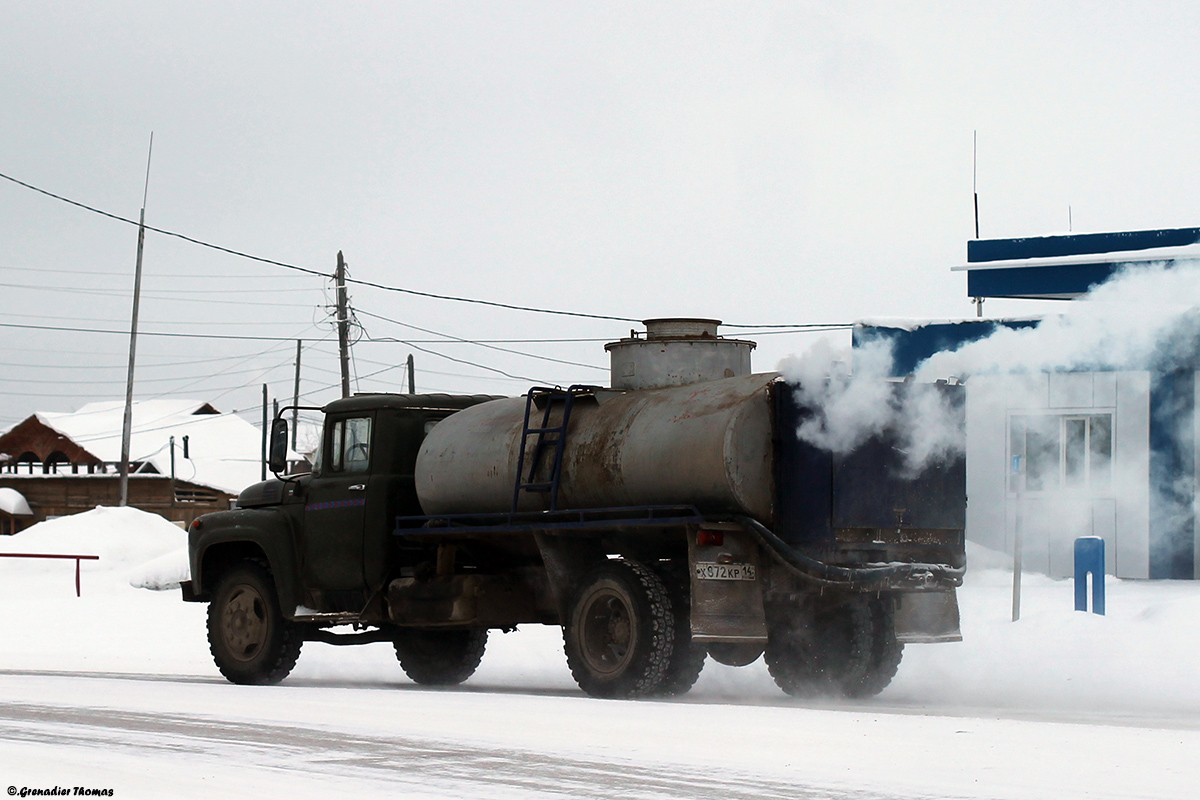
[533, 532, 605, 621]
[189, 508, 302, 615]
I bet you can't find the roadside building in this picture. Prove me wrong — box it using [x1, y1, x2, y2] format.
[0, 399, 270, 531]
[856, 227, 1200, 579]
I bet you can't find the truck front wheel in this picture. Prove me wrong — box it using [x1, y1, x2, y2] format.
[563, 558, 674, 699]
[393, 629, 488, 685]
[207, 561, 302, 685]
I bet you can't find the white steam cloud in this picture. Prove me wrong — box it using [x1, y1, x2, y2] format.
[780, 260, 1200, 470]
[777, 260, 1200, 578]
[777, 338, 964, 476]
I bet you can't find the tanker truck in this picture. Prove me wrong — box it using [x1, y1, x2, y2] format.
[182, 319, 965, 699]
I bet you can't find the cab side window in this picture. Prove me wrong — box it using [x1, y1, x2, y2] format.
[328, 416, 372, 474]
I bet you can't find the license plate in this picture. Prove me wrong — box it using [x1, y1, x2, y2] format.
[694, 562, 756, 581]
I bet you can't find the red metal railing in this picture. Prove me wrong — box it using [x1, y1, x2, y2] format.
[0, 553, 101, 596]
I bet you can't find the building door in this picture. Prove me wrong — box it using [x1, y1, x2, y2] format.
[1010, 412, 1115, 576]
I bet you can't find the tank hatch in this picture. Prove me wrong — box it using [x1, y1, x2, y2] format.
[604, 318, 756, 390]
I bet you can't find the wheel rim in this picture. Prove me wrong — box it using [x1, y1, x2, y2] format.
[578, 586, 636, 676]
[223, 584, 269, 661]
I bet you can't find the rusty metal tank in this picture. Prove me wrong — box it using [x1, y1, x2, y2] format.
[605, 318, 756, 390]
[415, 319, 777, 521]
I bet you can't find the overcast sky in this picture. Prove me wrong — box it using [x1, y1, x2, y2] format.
[3, 1, 1200, 435]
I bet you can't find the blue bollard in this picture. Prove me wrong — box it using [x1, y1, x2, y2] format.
[1074, 536, 1106, 615]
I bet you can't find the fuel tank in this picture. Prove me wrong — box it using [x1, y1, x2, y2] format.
[415, 372, 778, 520]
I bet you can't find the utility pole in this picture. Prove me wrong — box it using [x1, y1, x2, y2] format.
[119, 133, 154, 507]
[407, 354, 415, 394]
[291, 339, 302, 449]
[261, 384, 268, 481]
[336, 251, 351, 398]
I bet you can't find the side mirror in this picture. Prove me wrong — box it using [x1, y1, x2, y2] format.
[268, 418, 289, 474]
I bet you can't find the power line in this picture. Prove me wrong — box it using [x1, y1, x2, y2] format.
[3, 311, 318, 328]
[0, 364, 293, 385]
[355, 309, 606, 371]
[0, 320, 326, 342]
[0, 349, 331, 370]
[370, 339, 545, 383]
[3, 264, 314, 282]
[0, 282, 319, 308]
[0, 169, 640, 323]
[724, 326, 855, 336]
[723, 323, 854, 330]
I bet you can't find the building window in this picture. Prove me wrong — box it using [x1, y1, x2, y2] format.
[1010, 413, 1112, 492]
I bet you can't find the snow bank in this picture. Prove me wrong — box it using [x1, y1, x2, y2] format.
[128, 547, 190, 591]
[2, 506, 188, 588]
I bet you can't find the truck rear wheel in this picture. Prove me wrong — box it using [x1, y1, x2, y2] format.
[393, 628, 488, 685]
[842, 598, 904, 698]
[764, 596, 871, 697]
[563, 558, 674, 699]
[651, 561, 706, 696]
[207, 561, 302, 685]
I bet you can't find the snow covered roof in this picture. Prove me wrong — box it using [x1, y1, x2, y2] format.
[0, 487, 33, 516]
[32, 399, 272, 496]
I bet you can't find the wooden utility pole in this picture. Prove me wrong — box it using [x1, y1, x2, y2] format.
[336, 251, 351, 398]
[407, 354, 415, 394]
[119, 133, 154, 507]
[291, 339, 302, 449]
[261, 384, 269, 481]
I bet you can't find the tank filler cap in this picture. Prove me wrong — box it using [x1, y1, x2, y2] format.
[643, 318, 722, 339]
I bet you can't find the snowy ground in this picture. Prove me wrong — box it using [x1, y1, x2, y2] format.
[1, 507, 1198, 799]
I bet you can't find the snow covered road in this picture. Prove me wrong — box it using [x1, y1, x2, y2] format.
[2, 669, 1197, 800]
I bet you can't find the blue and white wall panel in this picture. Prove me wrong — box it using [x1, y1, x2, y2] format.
[966, 371, 1151, 578]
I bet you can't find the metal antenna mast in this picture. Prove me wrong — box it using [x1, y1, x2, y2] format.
[119, 133, 154, 507]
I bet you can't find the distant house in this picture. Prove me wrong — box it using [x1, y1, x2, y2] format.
[0, 399, 272, 532]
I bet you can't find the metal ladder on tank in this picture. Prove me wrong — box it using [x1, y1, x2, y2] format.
[512, 385, 598, 512]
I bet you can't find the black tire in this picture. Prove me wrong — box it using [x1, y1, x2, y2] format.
[843, 597, 904, 698]
[764, 595, 872, 698]
[563, 558, 674, 699]
[651, 561, 706, 696]
[393, 628, 488, 685]
[207, 560, 302, 685]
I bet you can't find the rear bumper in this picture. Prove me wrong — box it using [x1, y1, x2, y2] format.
[734, 515, 965, 592]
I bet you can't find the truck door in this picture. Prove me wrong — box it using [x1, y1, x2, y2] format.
[303, 413, 374, 595]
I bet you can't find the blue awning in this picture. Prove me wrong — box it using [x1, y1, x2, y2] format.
[955, 227, 1200, 300]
